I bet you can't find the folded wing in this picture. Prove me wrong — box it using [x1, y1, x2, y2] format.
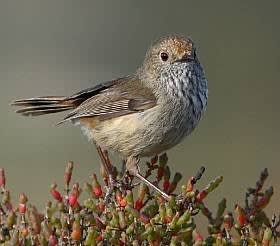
[12, 76, 157, 123]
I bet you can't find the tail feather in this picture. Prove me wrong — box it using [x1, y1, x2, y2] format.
[15, 105, 74, 116]
[12, 96, 75, 117]
[11, 96, 67, 106]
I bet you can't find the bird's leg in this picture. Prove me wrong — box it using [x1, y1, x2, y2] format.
[96, 145, 113, 180]
[121, 160, 126, 177]
[126, 156, 170, 201]
[95, 145, 116, 202]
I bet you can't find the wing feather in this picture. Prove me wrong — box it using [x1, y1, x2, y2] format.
[59, 77, 157, 124]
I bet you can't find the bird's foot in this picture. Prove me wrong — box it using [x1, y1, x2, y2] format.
[103, 174, 116, 204]
[104, 170, 133, 204]
[126, 156, 171, 201]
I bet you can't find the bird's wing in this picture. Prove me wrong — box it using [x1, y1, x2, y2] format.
[59, 76, 157, 123]
[67, 77, 124, 102]
[12, 78, 126, 116]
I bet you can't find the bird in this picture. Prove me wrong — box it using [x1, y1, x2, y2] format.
[12, 35, 208, 200]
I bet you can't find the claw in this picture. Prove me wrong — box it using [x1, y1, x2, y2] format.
[103, 174, 115, 204]
[126, 156, 171, 201]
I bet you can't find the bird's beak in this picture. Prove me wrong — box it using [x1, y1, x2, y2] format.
[175, 56, 195, 63]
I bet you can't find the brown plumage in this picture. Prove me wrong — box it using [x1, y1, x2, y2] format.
[12, 76, 157, 124]
[12, 35, 208, 200]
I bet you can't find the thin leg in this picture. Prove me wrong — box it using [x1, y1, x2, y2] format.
[96, 145, 112, 178]
[95, 145, 117, 203]
[126, 156, 170, 201]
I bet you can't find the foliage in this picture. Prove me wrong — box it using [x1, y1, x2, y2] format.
[0, 154, 278, 245]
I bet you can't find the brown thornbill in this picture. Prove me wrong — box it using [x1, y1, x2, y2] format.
[12, 35, 208, 199]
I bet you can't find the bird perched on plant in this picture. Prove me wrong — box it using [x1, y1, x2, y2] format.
[12, 35, 208, 199]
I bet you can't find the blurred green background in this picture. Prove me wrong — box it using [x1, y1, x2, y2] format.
[0, 0, 279, 226]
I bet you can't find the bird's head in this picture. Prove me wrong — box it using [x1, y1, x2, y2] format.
[139, 35, 205, 98]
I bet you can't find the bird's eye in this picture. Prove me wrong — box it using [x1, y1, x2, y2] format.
[160, 52, 169, 62]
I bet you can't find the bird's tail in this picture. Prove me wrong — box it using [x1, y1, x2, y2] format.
[11, 96, 76, 116]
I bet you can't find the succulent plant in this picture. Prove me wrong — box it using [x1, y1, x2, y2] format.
[0, 155, 278, 245]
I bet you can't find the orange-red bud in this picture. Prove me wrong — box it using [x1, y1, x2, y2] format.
[163, 180, 170, 192]
[0, 168, 6, 188]
[18, 203, 27, 214]
[71, 221, 82, 241]
[134, 198, 144, 210]
[64, 161, 74, 188]
[69, 194, 78, 207]
[93, 185, 102, 198]
[48, 235, 58, 246]
[50, 184, 63, 202]
[196, 190, 207, 203]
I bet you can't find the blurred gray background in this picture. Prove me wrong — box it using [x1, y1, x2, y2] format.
[0, 0, 279, 226]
